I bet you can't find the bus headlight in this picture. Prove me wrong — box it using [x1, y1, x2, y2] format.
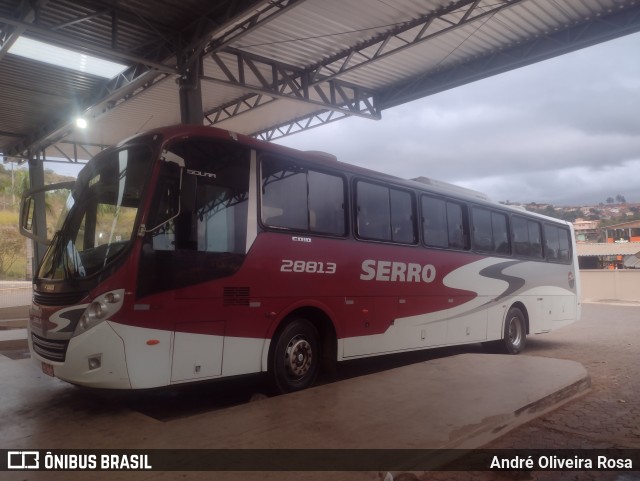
[73, 289, 125, 337]
[87, 301, 107, 320]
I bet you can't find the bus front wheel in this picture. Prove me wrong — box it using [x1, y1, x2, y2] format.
[500, 307, 527, 354]
[269, 319, 320, 394]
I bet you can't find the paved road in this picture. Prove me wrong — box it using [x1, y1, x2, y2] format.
[1, 300, 637, 480]
[409, 302, 640, 481]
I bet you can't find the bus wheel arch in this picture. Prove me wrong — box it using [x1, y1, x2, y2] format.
[267, 307, 337, 394]
[500, 303, 528, 355]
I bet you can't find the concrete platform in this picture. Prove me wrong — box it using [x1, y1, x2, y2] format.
[0, 328, 27, 347]
[0, 348, 590, 480]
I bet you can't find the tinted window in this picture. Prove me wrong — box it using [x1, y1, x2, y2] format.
[421, 196, 448, 248]
[356, 181, 416, 244]
[512, 217, 543, 258]
[356, 182, 391, 240]
[421, 195, 469, 250]
[308, 170, 345, 235]
[149, 140, 250, 255]
[492, 212, 510, 254]
[472, 208, 510, 254]
[261, 157, 346, 236]
[544, 224, 572, 263]
[390, 189, 416, 243]
[447, 201, 469, 250]
[472, 208, 493, 252]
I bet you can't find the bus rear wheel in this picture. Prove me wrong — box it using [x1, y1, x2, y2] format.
[269, 319, 320, 394]
[500, 307, 527, 354]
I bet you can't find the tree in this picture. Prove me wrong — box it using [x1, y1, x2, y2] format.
[606, 197, 615, 204]
[0, 226, 25, 278]
[616, 194, 626, 204]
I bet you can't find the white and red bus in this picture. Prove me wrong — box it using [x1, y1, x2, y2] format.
[20, 125, 580, 393]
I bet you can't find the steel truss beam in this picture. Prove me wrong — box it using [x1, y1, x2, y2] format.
[182, 1, 309, 124]
[379, 4, 640, 109]
[203, 49, 380, 121]
[204, 0, 517, 129]
[252, 109, 349, 141]
[194, 0, 308, 67]
[308, 0, 518, 84]
[253, 2, 640, 141]
[5, 140, 107, 164]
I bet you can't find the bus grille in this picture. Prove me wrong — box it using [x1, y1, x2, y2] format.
[34, 290, 87, 306]
[31, 332, 68, 362]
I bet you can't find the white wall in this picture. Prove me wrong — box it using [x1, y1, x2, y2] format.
[580, 270, 640, 303]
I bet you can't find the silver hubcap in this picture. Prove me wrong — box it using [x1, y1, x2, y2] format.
[508, 317, 522, 346]
[285, 336, 313, 379]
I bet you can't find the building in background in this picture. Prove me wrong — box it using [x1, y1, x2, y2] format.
[603, 220, 640, 244]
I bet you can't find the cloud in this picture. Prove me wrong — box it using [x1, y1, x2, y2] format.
[457, 160, 640, 205]
[277, 32, 640, 205]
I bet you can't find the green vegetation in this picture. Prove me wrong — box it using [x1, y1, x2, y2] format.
[0, 164, 75, 280]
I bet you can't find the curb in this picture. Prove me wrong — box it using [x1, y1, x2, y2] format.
[0, 327, 28, 351]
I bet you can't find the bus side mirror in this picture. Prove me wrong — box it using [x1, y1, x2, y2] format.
[19, 181, 75, 244]
[20, 196, 35, 234]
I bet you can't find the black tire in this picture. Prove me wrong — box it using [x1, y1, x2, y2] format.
[500, 307, 527, 354]
[269, 319, 320, 394]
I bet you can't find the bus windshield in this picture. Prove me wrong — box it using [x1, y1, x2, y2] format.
[38, 144, 153, 280]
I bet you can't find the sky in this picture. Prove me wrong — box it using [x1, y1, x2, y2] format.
[43, 30, 640, 207]
[275, 31, 640, 207]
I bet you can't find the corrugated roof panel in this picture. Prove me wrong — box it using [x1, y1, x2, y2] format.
[0, 0, 19, 16]
[35, 3, 151, 53]
[0, 55, 104, 146]
[310, 0, 632, 92]
[2, 0, 639, 161]
[215, 98, 324, 135]
[31, 0, 206, 53]
[200, 80, 262, 114]
[65, 77, 182, 147]
[577, 243, 640, 257]
[232, 0, 450, 67]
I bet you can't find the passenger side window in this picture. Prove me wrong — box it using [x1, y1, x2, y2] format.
[471, 207, 510, 254]
[512, 217, 543, 258]
[261, 157, 346, 236]
[472, 208, 493, 252]
[544, 224, 572, 263]
[356, 181, 416, 244]
[421, 195, 469, 250]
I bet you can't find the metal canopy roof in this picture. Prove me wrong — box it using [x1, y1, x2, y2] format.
[577, 242, 640, 257]
[1, 0, 640, 165]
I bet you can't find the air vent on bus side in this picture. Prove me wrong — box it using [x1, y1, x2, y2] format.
[223, 287, 250, 306]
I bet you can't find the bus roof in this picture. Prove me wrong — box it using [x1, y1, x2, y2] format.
[118, 124, 571, 228]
